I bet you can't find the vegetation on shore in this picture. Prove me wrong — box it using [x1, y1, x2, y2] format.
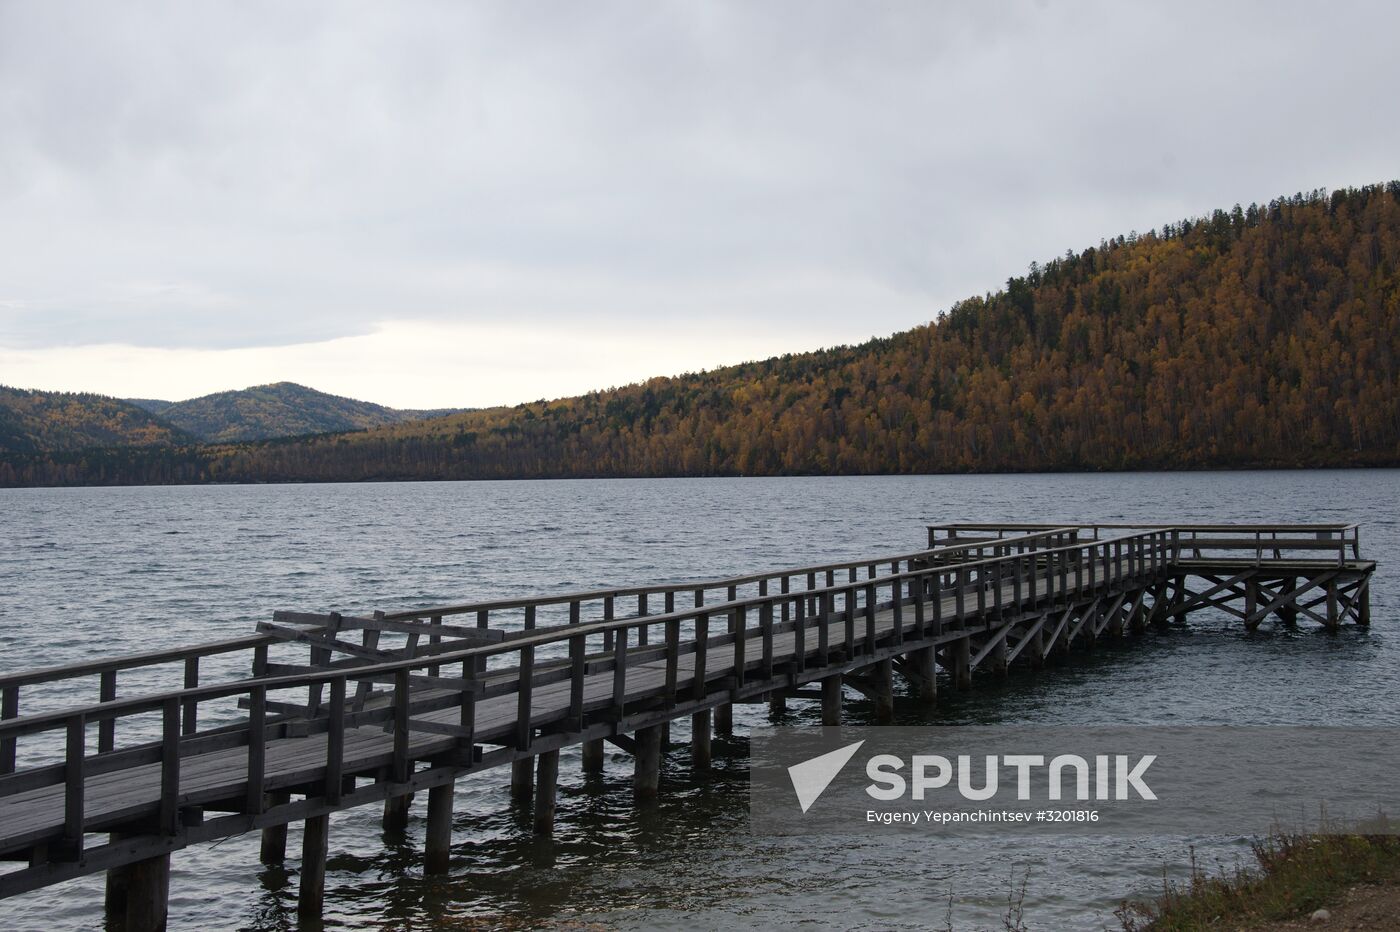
[1118, 831, 1400, 930]
[2, 183, 1398, 486]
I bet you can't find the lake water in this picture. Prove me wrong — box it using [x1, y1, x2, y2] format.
[1, 471, 1395, 931]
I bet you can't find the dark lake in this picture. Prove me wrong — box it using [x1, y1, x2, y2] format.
[1, 471, 1395, 930]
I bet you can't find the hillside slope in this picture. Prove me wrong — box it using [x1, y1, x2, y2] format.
[127, 382, 460, 442]
[3, 183, 1398, 486]
[0, 388, 191, 455]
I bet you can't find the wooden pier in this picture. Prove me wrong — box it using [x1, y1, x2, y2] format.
[0, 522, 1375, 929]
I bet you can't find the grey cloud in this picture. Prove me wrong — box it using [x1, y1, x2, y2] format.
[1, 0, 1397, 350]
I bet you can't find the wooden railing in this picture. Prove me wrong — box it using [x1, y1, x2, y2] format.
[0, 529, 1175, 860]
[0, 528, 1079, 766]
[929, 523, 1363, 567]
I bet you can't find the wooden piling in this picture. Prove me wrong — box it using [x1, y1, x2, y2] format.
[104, 832, 132, 922]
[125, 852, 171, 932]
[987, 636, 1008, 675]
[822, 674, 843, 725]
[908, 647, 937, 703]
[1277, 576, 1299, 625]
[425, 782, 454, 874]
[715, 702, 733, 735]
[581, 738, 604, 774]
[1358, 582, 1371, 626]
[259, 791, 290, 863]
[1025, 625, 1045, 670]
[533, 750, 560, 835]
[768, 692, 787, 717]
[511, 758, 534, 802]
[872, 659, 894, 722]
[634, 725, 662, 799]
[298, 814, 329, 919]
[952, 637, 972, 690]
[382, 793, 411, 833]
[691, 710, 712, 769]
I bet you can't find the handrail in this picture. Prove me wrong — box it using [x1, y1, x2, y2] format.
[382, 527, 1079, 620]
[0, 635, 275, 692]
[0, 530, 1161, 741]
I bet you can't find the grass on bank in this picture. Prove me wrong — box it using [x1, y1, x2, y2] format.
[1117, 828, 1400, 930]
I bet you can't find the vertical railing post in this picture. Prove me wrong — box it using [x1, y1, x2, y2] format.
[732, 605, 747, 692]
[326, 677, 345, 804]
[664, 616, 680, 704]
[182, 657, 200, 736]
[515, 647, 534, 752]
[1, 686, 17, 775]
[864, 583, 877, 652]
[692, 613, 710, 701]
[892, 577, 904, 646]
[568, 635, 586, 731]
[62, 712, 86, 858]
[247, 685, 267, 814]
[393, 667, 412, 783]
[160, 697, 180, 836]
[843, 588, 856, 657]
[611, 626, 629, 712]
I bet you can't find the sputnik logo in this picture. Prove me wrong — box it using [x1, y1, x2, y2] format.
[787, 740, 865, 813]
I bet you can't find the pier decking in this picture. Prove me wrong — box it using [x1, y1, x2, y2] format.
[0, 522, 1375, 929]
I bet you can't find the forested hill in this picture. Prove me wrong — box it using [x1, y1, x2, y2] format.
[126, 382, 463, 442]
[0, 387, 193, 455]
[3, 183, 1398, 486]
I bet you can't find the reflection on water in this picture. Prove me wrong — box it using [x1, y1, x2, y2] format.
[0, 471, 1395, 930]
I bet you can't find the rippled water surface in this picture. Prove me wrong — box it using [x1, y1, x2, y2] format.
[1, 472, 1395, 931]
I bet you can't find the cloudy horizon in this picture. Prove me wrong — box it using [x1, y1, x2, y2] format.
[3, 1, 1398, 409]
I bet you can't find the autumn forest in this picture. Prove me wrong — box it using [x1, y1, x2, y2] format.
[3, 183, 1398, 487]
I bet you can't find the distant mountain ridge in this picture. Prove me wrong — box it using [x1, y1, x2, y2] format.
[0, 387, 192, 454]
[125, 382, 462, 442]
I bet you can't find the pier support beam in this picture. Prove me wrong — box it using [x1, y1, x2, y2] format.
[259, 791, 290, 863]
[1277, 577, 1299, 626]
[1129, 595, 1149, 634]
[907, 647, 937, 704]
[1358, 581, 1371, 626]
[534, 750, 560, 835]
[1172, 577, 1189, 624]
[125, 851, 171, 932]
[383, 793, 412, 834]
[634, 725, 662, 800]
[715, 702, 733, 736]
[1025, 625, 1045, 670]
[581, 738, 605, 774]
[105, 833, 134, 922]
[298, 814, 329, 920]
[822, 675, 843, 726]
[951, 637, 972, 691]
[425, 782, 454, 874]
[511, 758, 534, 802]
[872, 659, 894, 722]
[691, 710, 712, 770]
[986, 636, 1008, 676]
[768, 692, 787, 717]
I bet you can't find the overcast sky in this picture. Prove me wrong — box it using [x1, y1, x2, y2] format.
[2, 1, 1397, 408]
